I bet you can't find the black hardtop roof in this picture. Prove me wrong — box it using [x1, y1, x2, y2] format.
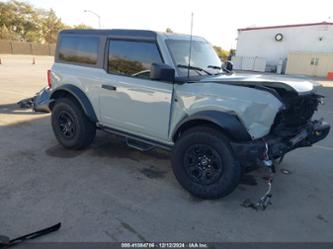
[59, 29, 157, 41]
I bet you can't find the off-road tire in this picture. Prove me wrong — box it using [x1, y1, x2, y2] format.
[171, 126, 241, 199]
[51, 97, 96, 150]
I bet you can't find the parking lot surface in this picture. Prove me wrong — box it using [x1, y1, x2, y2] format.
[1, 55, 333, 242]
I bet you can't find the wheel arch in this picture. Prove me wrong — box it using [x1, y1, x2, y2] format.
[172, 111, 252, 142]
[49, 84, 98, 123]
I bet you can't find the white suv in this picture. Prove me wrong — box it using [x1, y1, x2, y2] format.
[46, 29, 330, 199]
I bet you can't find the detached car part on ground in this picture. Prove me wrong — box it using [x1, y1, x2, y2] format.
[42, 29, 329, 200]
[0, 223, 61, 248]
[17, 87, 51, 113]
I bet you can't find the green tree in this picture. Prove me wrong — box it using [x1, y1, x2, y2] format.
[0, 1, 43, 42]
[74, 23, 93, 29]
[13, 1, 39, 40]
[213, 46, 229, 61]
[41, 9, 65, 43]
[166, 27, 173, 33]
[25, 30, 42, 42]
[0, 2, 16, 36]
[0, 0, 92, 43]
[0, 24, 17, 40]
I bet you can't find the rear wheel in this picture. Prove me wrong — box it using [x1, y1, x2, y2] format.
[51, 98, 96, 149]
[171, 126, 241, 199]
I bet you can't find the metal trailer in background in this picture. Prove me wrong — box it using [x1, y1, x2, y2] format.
[232, 56, 266, 72]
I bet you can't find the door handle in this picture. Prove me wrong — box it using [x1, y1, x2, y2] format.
[102, 85, 117, 91]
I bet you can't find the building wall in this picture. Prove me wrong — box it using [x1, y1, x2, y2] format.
[236, 24, 333, 69]
[286, 52, 333, 77]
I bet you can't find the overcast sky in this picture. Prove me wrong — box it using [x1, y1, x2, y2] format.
[22, 0, 333, 49]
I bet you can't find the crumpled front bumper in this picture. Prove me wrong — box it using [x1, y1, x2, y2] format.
[231, 119, 330, 167]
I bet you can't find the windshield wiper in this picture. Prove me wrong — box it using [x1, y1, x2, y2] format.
[207, 65, 221, 70]
[177, 64, 212, 76]
[208, 64, 231, 75]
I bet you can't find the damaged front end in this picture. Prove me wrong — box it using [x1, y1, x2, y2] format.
[233, 93, 330, 168]
[234, 92, 329, 210]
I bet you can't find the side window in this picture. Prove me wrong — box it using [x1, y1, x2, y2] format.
[108, 40, 162, 78]
[58, 36, 99, 65]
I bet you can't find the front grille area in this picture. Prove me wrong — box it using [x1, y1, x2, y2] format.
[271, 93, 321, 137]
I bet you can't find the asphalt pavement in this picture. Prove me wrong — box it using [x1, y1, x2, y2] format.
[0, 55, 332, 242]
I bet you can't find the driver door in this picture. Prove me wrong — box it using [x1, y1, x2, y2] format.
[99, 39, 173, 142]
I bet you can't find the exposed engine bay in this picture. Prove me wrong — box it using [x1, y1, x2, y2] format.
[268, 93, 329, 157]
[232, 89, 330, 210]
[232, 90, 330, 167]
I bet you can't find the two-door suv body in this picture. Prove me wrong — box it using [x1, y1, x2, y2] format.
[47, 29, 330, 199]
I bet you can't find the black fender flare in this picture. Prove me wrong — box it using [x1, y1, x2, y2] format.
[50, 84, 98, 123]
[173, 110, 252, 142]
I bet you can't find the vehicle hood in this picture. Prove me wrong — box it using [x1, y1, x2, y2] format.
[201, 73, 320, 95]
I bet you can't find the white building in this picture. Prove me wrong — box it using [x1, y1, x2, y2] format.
[233, 22, 333, 76]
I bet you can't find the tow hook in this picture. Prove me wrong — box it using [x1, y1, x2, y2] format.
[262, 142, 274, 170]
[242, 174, 274, 211]
[255, 173, 274, 210]
[241, 141, 276, 211]
[258, 141, 275, 210]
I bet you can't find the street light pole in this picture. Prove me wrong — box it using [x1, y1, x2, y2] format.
[84, 10, 101, 28]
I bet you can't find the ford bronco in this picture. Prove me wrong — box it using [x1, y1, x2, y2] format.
[46, 29, 330, 199]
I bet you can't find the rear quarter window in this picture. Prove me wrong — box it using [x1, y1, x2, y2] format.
[58, 36, 100, 65]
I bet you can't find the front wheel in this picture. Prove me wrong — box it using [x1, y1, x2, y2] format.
[51, 98, 96, 150]
[171, 126, 241, 199]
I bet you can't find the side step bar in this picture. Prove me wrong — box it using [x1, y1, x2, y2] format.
[99, 125, 173, 151]
[126, 138, 155, 152]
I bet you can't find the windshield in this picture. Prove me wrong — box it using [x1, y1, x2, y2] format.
[166, 39, 222, 77]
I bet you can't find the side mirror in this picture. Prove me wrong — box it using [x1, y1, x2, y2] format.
[150, 63, 175, 82]
[223, 61, 233, 73]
